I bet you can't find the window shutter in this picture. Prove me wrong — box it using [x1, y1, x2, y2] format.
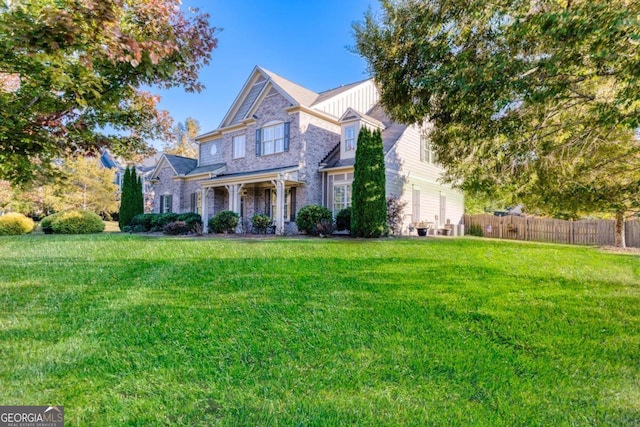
[264, 189, 271, 216]
[290, 187, 296, 221]
[283, 122, 290, 152]
[167, 195, 173, 213]
[255, 129, 261, 156]
[159, 195, 165, 213]
[420, 135, 425, 162]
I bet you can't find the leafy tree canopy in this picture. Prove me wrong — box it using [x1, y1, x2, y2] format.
[355, 0, 640, 246]
[0, 0, 218, 185]
[163, 117, 200, 158]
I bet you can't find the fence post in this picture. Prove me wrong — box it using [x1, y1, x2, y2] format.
[570, 219, 574, 245]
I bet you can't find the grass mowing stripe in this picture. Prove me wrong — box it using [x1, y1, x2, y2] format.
[0, 234, 638, 425]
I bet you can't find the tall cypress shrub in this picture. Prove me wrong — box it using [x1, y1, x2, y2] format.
[351, 127, 387, 237]
[118, 166, 138, 230]
[134, 173, 144, 217]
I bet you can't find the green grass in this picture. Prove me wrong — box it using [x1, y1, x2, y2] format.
[0, 234, 638, 426]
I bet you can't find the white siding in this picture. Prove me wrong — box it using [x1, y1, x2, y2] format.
[315, 81, 379, 118]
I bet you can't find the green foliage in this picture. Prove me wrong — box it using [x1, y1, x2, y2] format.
[132, 225, 146, 233]
[130, 213, 156, 231]
[251, 214, 272, 234]
[39, 212, 62, 230]
[354, 0, 640, 246]
[0, 1, 218, 184]
[0, 212, 35, 235]
[177, 212, 203, 231]
[48, 210, 105, 234]
[386, 196, 408, 236]
[151, 213, 179, 231]
[351, 127, 387, 238]
[295, 205, 333, 236]
[335, 207, 352, 231]
[163, 221, 189, 235]
[208, 210, 239, 234]
[468, 223, 484, 237]
[163, 118, 200, 158]
[118, 166, 143, 230]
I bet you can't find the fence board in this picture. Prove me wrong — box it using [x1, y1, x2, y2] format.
[464, 214, 638, 247]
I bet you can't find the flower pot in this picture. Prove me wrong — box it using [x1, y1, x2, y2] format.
[417, 228, 427, 236]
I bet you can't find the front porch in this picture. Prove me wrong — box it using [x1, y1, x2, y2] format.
[199, 166, 302, 235]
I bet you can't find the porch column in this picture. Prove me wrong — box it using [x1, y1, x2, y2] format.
[272, 177, 286, 235]
[225, 184, 244, 215]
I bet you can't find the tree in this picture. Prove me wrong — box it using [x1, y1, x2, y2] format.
[354, 0, 640, 247]
[163, 117, 200, 158]
[351, 127, 387, 238]
[1, 157, 117, 218]
[62, 157, 119, 217]
[0, 0, 218, 185]
[118, 165, 140, 230]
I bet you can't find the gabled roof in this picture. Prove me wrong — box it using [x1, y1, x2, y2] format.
[186, 163, 226, 177]
[217, 66, 321, 130]
[150, 153, 198, 179]
[338, 107, 385, 129]
[165, 154, 198, 175]
[320, 103, 409, 171]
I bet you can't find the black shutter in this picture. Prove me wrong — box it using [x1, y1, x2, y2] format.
[159, 195, 165, 213]
[290, 187, 296, 221]
[255, 129, 261, 156]
[283, 122, 290, 152]
[264, 189, 271, 216]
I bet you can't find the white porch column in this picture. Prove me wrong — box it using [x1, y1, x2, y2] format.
[272, 177, 286, 235]
[225, 184, 244, 215]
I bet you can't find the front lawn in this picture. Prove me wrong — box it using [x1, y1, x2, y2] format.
[0, 235, 638, 426]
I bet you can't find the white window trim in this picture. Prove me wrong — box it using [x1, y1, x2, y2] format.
[262, 122, 285, 156]
[232, 134, 246, 159]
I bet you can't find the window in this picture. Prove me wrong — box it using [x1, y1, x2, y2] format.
[265, 188, 296, 221]
[232, 135, 246, 159]
[256, 122, 290, 156]
[345, 126, 356, 152]
[160, 194, 173, 213]
[421, 134, 436, 164]
[190, 192, 201, 214]
[333, 184, 352, 215]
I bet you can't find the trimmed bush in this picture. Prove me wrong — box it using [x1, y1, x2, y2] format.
[296, 205, 333, 236]
[208, 210, 239, 234]
[177, 212, 203, 231]
[0, 213, 35, 235]
[40, 212, 62, 233]
[50, 210, 105, 234]
[132, 225, 146, 233]
[335, 207, 352, 231]
[130, 213, 156, 231]
[251, 214, 272, 234]
[151, 213, 178, 231]
[163, 221, 190, 235]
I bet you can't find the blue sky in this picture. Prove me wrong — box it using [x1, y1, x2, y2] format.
[154, 0, 380, 146]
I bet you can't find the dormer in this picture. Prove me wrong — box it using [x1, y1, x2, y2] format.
[338, 108, 385, 160]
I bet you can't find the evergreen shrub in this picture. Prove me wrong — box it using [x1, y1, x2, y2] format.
[208, 210, 239, 234]
[296, 205, 333, 236]
[50, 210, 105, 234]
[0, 213, 35, 235]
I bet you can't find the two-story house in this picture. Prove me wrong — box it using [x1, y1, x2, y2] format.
[150, 66, 464, 234]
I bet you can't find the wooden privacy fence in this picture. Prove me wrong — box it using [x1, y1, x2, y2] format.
[464, 214, 640, 248]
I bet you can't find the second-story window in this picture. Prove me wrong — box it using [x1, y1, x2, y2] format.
[345, 126, 356, 152]
[255, 122, 290, 156]
[420, 134, 436, 164]
[232, 135, 246, 159]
